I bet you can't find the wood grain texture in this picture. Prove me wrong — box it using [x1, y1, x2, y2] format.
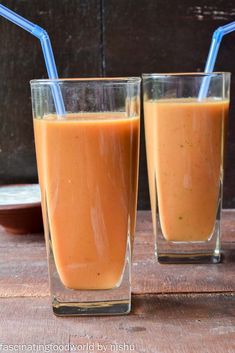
[132, 211, 235, 294]
[0, 211, 235, 352]
[0, 0, 102, 185]
[0, 210, 235, 298]
[0, 294, 234, 353]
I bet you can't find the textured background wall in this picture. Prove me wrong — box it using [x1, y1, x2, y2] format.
[0, 0, 235, 209]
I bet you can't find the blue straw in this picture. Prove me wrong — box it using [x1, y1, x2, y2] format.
[199, 21, 235, 100]
[0, 4, 65, 115]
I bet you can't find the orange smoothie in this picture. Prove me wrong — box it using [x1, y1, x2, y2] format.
[144, 99, 228, 242]
[34, 113, 139, 289]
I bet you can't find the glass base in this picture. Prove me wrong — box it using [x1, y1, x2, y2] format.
[157, 252, 221, 264]
[47, 236, 131, 316]
[52, 298, 130, 316]
[155, 218, 221, 264]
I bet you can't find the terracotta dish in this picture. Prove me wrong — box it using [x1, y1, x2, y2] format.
[0, 184, 43, 234]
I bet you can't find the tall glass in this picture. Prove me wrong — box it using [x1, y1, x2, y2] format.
[30, 78, 140, 315]
[143, 73, 230, 264]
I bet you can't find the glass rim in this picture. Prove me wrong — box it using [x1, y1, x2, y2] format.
[30, 77, 141, 85]
[142, 72, 231, 78]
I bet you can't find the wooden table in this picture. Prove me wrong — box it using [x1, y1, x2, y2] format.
[0, 211, 235, 353]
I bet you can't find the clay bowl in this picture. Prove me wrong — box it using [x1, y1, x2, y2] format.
[0, 184, 43, 235]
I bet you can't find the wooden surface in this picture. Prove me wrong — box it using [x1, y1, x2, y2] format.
[0, 210, 235, 352]
[1, 0, 235, 209]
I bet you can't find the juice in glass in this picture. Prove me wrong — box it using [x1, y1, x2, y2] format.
[144, 99, 228, 242]
[31, 78, 140, 315]
[143, 73, 230, 263]
[34, 113, 139, 290]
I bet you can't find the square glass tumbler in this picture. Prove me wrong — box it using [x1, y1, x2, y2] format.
[30, 78, 141, 315]
[143, 73, 230, 264]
